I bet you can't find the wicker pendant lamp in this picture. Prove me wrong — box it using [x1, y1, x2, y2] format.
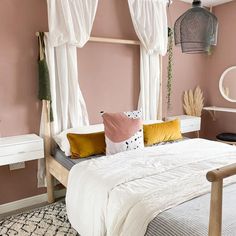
[174, 0, 218, 53]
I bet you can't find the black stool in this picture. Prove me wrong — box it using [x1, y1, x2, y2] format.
[216, 133, 236, 146]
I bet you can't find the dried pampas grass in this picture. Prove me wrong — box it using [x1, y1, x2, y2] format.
[183, 86, 204, 117]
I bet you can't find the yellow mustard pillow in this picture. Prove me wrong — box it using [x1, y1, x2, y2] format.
[143, 119, 182, 146]
[67, 132, 106, 158]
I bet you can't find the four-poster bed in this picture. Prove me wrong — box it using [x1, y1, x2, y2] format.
[44, 130, 236, 236]
[39, 32, 163, 195]
[36, 32, 236, 236]
[36, 1, 236, 235]
[38, 32, 163, 198]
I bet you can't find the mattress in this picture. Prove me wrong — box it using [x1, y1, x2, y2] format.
[54, 147, 102, 170]
[54, 145, 236, 236]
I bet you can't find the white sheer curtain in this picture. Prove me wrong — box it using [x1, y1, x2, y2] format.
[128, 0, 168, 120]
[47, 0, 98, 47]
[38, 0, 98, 187]
[44, 42, 89, 135]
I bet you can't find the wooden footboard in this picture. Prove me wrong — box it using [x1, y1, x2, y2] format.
[207, 163, 236, 236]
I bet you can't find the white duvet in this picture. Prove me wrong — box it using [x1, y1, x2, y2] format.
[66, 139, 236, 236]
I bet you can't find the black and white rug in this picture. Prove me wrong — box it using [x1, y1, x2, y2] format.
[0, 201, 78, 236]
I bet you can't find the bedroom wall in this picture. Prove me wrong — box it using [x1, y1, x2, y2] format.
[201, 1, 236, 139]
[79, 0, 208, 124]
[0, 0, 206, 205]
[78, 0, 140, 123]
[0, 0, 48, 205]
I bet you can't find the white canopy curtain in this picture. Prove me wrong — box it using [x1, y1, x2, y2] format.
[128, 0, 168, 120]
[37, 0, 98, 187]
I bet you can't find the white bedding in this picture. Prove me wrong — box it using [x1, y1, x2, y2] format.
[66, 139, 236, 236]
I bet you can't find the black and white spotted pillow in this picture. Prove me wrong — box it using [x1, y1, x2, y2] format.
[102, 110, 144, 155]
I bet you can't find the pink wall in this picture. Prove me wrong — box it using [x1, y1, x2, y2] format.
[202, 1, 236, 139]
[78, 0, 140, 123]
[79, 0, 207, 124]
[0, 0, 206, 204]
[0, 0, 48, 205]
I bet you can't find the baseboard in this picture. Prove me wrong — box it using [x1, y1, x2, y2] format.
[0, 189, 66, 214]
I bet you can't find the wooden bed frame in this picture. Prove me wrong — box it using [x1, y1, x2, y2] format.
[207, 164, 236, 236]
[42, 101, 69, 197]
[45, 131, 236, 236]
[40, 36, 236, 236]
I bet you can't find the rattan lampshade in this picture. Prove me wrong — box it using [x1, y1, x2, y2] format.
[174, 0, 218, 53]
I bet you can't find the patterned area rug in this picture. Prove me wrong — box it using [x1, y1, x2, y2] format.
[0, 201, 78, 236]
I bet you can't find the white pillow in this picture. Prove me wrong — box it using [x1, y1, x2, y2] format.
[54, 124, 104, 156]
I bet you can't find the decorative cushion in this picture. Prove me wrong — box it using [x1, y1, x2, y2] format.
[67, 132, 105, 158]
[54, 124, 104, 156]
[216, 133, 236, 142]
[143, 119, 182, 146]
[54, 121, 163, 156]
[102, 110, 144, 155]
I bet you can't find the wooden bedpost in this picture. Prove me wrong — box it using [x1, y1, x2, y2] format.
[43, 100, 55, 203]
[207, 163, 236, 236]
[208, 180, 223, 236]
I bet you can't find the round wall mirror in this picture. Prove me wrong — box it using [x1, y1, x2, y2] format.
[219, 66, 236, 103]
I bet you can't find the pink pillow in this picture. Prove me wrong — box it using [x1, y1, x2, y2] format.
[102, 110, 144, 155]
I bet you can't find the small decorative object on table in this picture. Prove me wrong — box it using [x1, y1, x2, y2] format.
[183, 86, 204, 117]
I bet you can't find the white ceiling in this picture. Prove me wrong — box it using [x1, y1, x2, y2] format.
[180, 0, 233, 7]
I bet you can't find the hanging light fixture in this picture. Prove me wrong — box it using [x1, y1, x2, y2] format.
[174, 0, 218, 53]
